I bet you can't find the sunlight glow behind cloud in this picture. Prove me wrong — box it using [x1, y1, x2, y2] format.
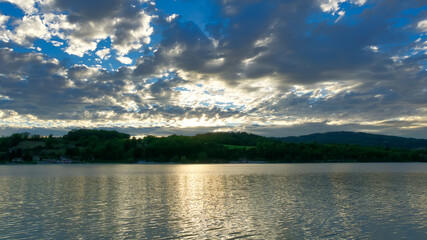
[0, 0, 425, 138]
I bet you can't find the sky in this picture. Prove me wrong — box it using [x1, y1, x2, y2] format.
[0, 0, 426, 138]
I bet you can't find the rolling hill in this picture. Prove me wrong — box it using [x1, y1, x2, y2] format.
[279, 131, 427, 149]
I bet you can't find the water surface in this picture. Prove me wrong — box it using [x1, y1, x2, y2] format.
[0, 163, 426, 239]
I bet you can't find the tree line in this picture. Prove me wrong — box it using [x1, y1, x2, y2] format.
[0, 129, 426, 163]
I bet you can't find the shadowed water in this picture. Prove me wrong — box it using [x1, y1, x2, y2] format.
[0, 163, 426, 239]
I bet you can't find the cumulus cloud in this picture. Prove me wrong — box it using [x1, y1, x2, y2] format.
[9, 15, 51, 46]
[0, 48, 71, 116]
[132, 0, 425, 135]
[51, 0, 153, 57]
[2, 0, 39, 15]
[116, 55, 133, 64]
[64, 36, 98, 57]
[0, 49, 129, 121]
[0, 14, 10, 42]
[0, 0, 425, 138]
[111, 11, 153, 56]
[0, 14, 8, 26]
[96, 48, 111, 60]
[200, 0, 425, 88]
[0, 0, 153, 57]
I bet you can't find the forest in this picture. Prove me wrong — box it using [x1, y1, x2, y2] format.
[0, 129, 426, 164]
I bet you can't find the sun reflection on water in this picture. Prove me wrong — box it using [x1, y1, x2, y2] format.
[0, 164, 426, 239]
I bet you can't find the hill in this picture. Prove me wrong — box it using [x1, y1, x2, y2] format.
[1, 130, 426, 163]
[193, 132, 274, 146]
[279, 131, 427, 149]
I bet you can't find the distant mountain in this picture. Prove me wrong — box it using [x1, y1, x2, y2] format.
[279, 132, 427, 149]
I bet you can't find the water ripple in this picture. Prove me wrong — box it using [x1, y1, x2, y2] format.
[0, 163, 426, 239]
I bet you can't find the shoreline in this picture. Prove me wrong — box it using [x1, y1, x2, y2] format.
[1, 161, 426, 166]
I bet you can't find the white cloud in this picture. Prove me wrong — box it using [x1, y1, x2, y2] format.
[318, 0, 366, 15]
[417, 19, 427, 32]
[96, 48, 111, 60]
[0, 30, 10, 42]
[38, 13, 103, 57]
[116, 56, 133, 64]
[64, 20, 112, 57]
[0, 14, 10, 42]
[367, 45, 378, 52]
[64, 38, 98, 57]
[42, 13, 77, 39]
[2, 0, 37, 14]
[319, 0, 344, 14]
[0, 2, 153, 60]
[2, 0, 55, 14]
[51, 40, 63, 47]
[335, 10, 345, 22]
[0, 14, 9, 26]
[166, 14, 178, 23]
[10, 15, 50, 46]
[111, 11, 153, 56]
[45, 11, 152, 58]
[2, 12, 72, 47]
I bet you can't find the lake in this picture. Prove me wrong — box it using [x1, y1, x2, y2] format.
[0, 163, 426, 239]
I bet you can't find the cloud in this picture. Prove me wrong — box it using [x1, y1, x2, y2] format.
[0, 48, 71, 116]
[51, 0, 153, 57]
[116, 55, 133, 64]
[202, 0, 419, 87]
[417, 19, 427, 32]
[0, 14, 10, 42]
[111, 10, 153, 56]
[2, 0, 40, 15]
[9, 15, 51, 46]
[96, 48, 111, 60]
[318, 0, 366, 15]
[0, 0, 153, 57]
[53, 0, 124, 21]
[64, 38, 97, 57]
[0, 0, 425, 138]
[51, 40, 63, 47]
[0, 14, 9, 26]
[0, 49, 130, 121]
[134, 19, 220, 79]
[166, 14, 178, 23]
